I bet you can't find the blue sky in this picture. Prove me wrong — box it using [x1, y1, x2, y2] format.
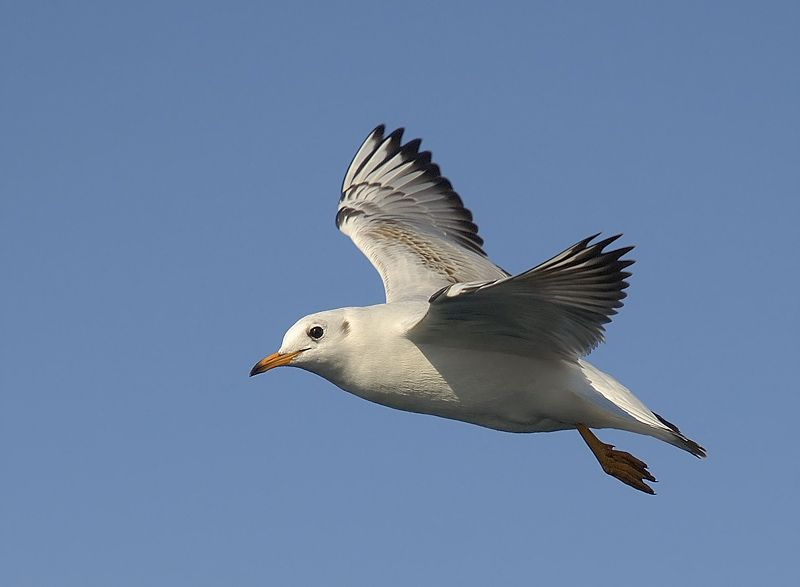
[3, 1, 798, 585]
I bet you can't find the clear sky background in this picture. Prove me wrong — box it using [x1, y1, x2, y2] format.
[3, 2, 798, 585]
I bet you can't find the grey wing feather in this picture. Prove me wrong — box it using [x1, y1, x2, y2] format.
[412, 234, 635, 359]
[338, 126, 507, 302]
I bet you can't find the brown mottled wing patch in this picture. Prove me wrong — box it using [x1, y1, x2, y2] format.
[411, 235, 635, 359]
[338, 125, 507, 302]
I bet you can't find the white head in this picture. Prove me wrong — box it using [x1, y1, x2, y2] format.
[249, 308, 353, 379]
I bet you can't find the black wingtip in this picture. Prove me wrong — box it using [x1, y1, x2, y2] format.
[595, 233, 623, 249]
[371, 124, 386, 138]
[654, 412, 707, 458]
[385, 126, 404, 140]
[654, 412, 680, 433]
[583, 232, 603, 246]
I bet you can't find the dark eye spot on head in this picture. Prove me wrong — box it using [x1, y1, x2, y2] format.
[308, 325, 324, 340]
[341, 320, 350, 336]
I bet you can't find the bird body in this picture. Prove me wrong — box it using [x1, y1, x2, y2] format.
[251, 125, 705, 493]
[277, 303, 695, 449]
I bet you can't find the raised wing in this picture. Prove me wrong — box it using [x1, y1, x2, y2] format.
[410, 234, 635, 359]
[337, 125, 507, 302]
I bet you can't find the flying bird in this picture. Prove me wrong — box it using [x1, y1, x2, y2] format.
[250, 125, 705, 494]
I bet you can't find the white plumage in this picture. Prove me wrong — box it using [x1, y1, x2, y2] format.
[251, 125, 705, 494]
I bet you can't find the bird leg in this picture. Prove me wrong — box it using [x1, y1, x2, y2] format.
[576, 424, 656, 495]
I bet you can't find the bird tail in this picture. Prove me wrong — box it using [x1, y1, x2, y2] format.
[578, 360, 707, 458]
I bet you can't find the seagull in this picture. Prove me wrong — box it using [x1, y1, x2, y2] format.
[250, 125, 705, 494]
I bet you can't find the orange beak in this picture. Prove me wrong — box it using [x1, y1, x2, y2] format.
[249, 350, 304, 377]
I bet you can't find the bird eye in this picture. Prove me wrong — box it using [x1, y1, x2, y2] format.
[308, 326, 324, 340]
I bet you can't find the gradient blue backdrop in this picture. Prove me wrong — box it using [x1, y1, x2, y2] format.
[3, 2, 798, 585]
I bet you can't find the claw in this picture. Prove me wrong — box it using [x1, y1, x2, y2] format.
[577, 424, 657, 495]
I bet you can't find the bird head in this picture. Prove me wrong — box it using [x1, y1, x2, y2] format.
[249, 309, 352, 378]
